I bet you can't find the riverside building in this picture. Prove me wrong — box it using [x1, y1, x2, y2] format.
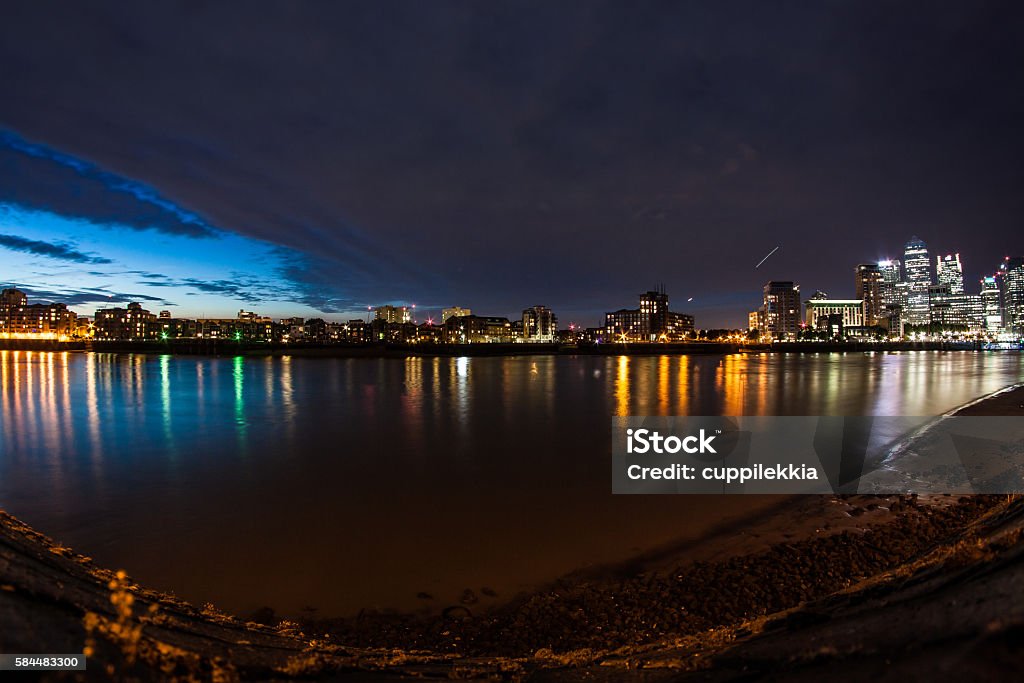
[758, 281, 801, 339]
[522, 305, 558, 342]
[605, 287, 695, 342]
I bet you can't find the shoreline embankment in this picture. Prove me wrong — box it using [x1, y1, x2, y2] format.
[1, 338, 1013, 358]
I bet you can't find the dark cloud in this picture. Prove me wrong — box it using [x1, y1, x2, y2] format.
[16, 286, 171, 308]
[0, 131, 218, 239]
[0, 233, 112, 264]
[1, 1, 1022, 325]
[145, 277, 265, 304]
[135, 268, 308, 307]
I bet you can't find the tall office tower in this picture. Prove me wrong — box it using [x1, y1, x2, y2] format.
[981, 276, 1003, 332]
[762, 281, 800, 339]
[877, 259, 903, 329]
[903, 236, 932, 325]
[998, 257, 1024, 337]
[879, 259, 901, 285]
[936, 253, 965, 294]
[855, 263, 883, 326]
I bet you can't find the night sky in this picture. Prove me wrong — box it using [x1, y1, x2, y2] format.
[1, 1, 1022, 328]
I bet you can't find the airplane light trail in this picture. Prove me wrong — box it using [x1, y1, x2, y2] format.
[755, 246, 780, 269]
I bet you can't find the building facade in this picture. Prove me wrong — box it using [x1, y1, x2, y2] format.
[441, 307, 471, 322]
[748, 310, 762, 332]
[981, 275, 1003, 333]
[903, 236, 932, 325]
[0, 288, 79, 338]
[805, 298, 865, 331]
[854, 264, 883, 326]
[760, 281, 801, 339]
[605, 288, 693, 342]
[925, 285, 983, 331]
[936, 253, 965, 294]
[999, 256, 1024, 337]
[522, 305, 558, 342]
[444, 314, 513, 343]
[374, 305, 412, 324]
[94, 303, 159, 340]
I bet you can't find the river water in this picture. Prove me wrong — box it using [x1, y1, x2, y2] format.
[0, 350, 1021, 616]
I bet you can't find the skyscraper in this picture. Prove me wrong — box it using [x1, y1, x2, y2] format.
[998, 256, 1024, 337]
[936, 253, 965, 294]
[903, 236, 932, 325]
[761, 281, 800, 339]
[981, 276, 1002, 333]
[854, 264, 883, 326]
[878, 259, 901, 287]
[877, 259, 903, 333]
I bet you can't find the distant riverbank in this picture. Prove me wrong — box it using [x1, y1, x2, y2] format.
[0, 338, 1010, 357]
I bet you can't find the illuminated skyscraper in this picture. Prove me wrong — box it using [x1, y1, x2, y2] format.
[927, 285, 983, 331]
[877, 259, 904, 334]
[854, 264, 883, 326]
[981, 276, 1002, 332]
[903, 236, 931, 325]
[879, 259, 901, 285]
[936, 253, 965, 294]
[998, 256, 1024, 337]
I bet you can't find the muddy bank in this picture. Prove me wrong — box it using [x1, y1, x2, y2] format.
[2, 496, 1022, 680]
[953, 383, 1024, 416]
[304, 495, 1005, 656]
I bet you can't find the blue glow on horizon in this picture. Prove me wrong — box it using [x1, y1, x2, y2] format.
[0, 203, 330, 319]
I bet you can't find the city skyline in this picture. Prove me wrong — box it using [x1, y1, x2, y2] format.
[2, 202, 1018, 330]
[2, 2, 1023, 327]
[4, 230, 1022, 342]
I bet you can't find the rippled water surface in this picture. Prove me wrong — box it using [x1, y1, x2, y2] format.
[1, 350, 1021, 615]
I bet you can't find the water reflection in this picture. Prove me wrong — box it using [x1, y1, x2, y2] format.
[615, 355, 630, 415]
[0, 350, 1021, 617]
[160, 355, 174, 455]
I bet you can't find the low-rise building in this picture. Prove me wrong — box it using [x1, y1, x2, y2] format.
[441, 307, 471, 322]
[444, 314, 513, 343]
[804, 298, 865, 331]
[94, 303, 158, 340]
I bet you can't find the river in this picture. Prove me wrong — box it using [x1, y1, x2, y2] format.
[0, 349, 1020, 616]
